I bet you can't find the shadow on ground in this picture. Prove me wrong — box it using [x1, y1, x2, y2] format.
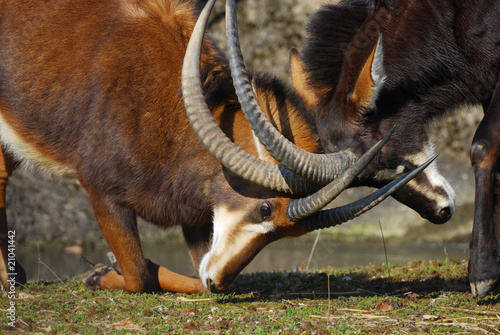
[224, 259, 494, 304]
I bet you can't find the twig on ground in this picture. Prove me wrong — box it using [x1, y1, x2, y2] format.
[306, 230, 321, 271]
[379, 220, 391, 278]
[36, 243, 78, 298]
[435, 306, 500, 316]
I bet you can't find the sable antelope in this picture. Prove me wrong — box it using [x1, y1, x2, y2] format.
[289, 0, 500, 297]
[0, 0, 430, 293]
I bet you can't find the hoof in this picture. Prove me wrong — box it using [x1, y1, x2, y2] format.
[79, 263, 113, 289]
[470, 278, 499, 298]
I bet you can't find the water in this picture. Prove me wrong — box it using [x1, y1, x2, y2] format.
[15, 236, 470, 282]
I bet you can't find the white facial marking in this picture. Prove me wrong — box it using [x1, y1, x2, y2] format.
[374, 166, 404, 181]
[395, 165, 405, 175]
[199, 206, 275, 289]
[404, 142, 456, 211]
[373, 142, 455, 213]
[0, 112, 76, 177]
[242, 221, 275, 234]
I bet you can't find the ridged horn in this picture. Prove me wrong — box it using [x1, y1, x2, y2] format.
[181, 0, 318, 195]
[287, 128, 393, 221]
[304, 154, 438, 231]
[226, 0, 361, 185]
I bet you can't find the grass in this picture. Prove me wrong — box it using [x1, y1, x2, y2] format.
[2, 258, 500, 334]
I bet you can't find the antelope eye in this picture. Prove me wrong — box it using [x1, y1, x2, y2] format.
[260, 202, 272, 221]
[377, 152, 387, 166]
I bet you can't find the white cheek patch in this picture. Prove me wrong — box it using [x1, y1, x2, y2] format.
[374, 166, 404, 182]
[395, 165, 405, 175]
[199, 205, 274, 289]
[372, 142, 455, 212]
[404, 142, 456, 209]
[0, 112, 76, 177]
[242, 221, 275, 234]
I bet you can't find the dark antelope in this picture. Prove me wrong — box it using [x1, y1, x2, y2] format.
[0, 0, 430, 293]
[289, 0, 500, 297]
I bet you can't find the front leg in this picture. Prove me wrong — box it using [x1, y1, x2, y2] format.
[148, 261, 206, 293]
[84, 193, 154, 293]
[469, 72, 500, 298]
[82, 193, 206, 293]
[82, 253, 206, 293]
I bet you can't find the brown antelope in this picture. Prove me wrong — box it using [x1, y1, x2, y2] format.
[0, 0, 431, 293]
[286, 0, 500, 297]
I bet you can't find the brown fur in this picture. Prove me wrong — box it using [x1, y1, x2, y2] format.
[350, 46, 376, 111]
[0, 0, 317, 293]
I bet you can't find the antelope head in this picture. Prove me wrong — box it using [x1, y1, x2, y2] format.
[181, 0, 434, 292]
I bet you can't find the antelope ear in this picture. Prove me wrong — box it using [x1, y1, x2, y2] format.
[289, 47, 321, 109]
[349, 35, 386, 110]
[251, 78, 277, 121]
[251, 78, 268, 111]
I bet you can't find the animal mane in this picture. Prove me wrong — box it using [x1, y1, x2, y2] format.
[301, 0, 372, 99]
[120, 0, 197, 34]
[252, 73, 318, 153]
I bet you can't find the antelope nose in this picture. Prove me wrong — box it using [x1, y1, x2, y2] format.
[206, 278, 218, 293]
[436, 206, 452, 224]
[206, 278, 213, 292]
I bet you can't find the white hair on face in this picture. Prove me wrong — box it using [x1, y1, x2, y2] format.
[404, 142, 456, 212]
[199, 205, 275, 289]
[373, 141, 456, 214]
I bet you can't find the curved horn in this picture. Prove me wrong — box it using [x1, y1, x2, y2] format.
[304, 154, 438, 231]
[181, 0, 317, 195]
[287, 129, 393, 221]
[226, 0, 364, 185]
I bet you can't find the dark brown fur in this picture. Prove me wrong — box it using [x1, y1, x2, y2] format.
[296, 0, 500, 296]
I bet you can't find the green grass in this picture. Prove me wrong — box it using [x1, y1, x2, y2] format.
[2, 258, 500, 334]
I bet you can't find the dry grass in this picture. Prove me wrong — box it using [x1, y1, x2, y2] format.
[2, 259, 500, 334]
